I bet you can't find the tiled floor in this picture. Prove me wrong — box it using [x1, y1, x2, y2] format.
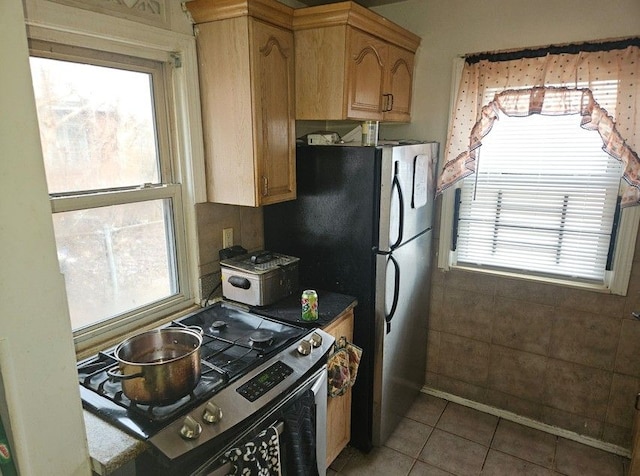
[328, 394, 630, 476]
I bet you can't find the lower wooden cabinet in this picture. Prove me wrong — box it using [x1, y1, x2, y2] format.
[323, 308, 355, 467]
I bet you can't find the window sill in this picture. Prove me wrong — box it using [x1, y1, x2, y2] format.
[443, 264, 614, 295]
[75, 303, 202, 361]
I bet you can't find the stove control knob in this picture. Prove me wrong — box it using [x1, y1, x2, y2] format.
[179, 415, 202, 440]
[203, 401, 223, 424]
[309, 332, 323, 348]
[297, 339, 312, 356]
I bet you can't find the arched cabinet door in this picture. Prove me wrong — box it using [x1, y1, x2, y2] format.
[383, 44, 414, 123]
[292, 2, 420, 123]
[251, 21, 296, 206]
[188, 0, 296, 207]
[346, 28, 387, 121]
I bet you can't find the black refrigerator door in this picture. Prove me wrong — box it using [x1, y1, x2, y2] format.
[264, 144, 382, 452]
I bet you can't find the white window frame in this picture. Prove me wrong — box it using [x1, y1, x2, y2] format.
[25, 6, 206, 353]
[437, 58, 640, 296]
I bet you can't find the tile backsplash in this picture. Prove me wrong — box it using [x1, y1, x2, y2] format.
[427, 246, 640, 450]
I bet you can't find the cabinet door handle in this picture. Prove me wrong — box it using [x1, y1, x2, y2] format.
[382, 93, 394, 112]
[262, 176, 268, 196]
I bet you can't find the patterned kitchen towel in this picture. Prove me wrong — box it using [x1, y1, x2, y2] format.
[327, 336, 363, 397]
[222, 425, 282, 476]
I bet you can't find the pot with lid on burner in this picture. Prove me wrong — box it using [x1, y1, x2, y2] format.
[107, 326, 203, 404]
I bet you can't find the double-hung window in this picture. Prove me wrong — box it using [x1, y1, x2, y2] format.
[29, 41, 193, 345]
[438, 43, 640, 295]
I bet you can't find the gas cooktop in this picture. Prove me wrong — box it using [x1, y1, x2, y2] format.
[77, 301, 309, 439]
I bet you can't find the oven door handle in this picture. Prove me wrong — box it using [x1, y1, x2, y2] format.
[205, 422, 285, 476]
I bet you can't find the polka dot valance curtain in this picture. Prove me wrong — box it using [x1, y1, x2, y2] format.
[437, 40, 640, 207]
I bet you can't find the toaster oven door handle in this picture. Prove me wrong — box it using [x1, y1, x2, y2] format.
[228, 276, 251, 289]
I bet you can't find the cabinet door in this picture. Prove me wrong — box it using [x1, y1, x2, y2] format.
[383, 44, 414, 123]
[251, 20, 296, 205]
[346, 28, 387, 121]
[324, 310, 354, 467]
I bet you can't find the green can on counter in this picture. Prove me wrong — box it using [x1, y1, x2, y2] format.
[301, 289, 318, 321]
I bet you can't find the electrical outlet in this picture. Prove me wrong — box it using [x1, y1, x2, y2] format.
[222, 228, 234, 248]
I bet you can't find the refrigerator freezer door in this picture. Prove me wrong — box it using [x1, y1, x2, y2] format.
[379, 143, 438, 252]
[372, 229, 432, 446]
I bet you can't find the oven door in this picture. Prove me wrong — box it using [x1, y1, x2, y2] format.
[196, 365, 328, 476]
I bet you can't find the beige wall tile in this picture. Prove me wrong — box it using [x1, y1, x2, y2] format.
[491, 297, 553, 355]
[239, 205, 263, 252]
[556, 287, 626, 319]
[542, 359, 611, 420]
[602, 423, 633, 449]
[437, 375, 487, 402]
[495, 277, 561, 307]
[444, 268, 498, 295]
[437, 287, 495, 342]
[624, 262, 640, 317]
[606, 373, 640, 429]
[485, 389, 544, 421]
[487, 345, 548, 402]
[541, 406, 603, 440]
[548, 310, 621, 370]
[615, 318, 640, 378]
[428, 284, 445, 331]
[195, 202, 242, 272]
[426, 330, 440, 375]
[438, 333, 490, 386]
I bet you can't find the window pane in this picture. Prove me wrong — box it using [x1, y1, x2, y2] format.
[29, 57, 160, 193]
[52, 200, 178, 330]
[457, 113, 622, 282]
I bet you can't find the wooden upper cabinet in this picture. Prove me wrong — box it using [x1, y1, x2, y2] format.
[186, 0, 296, 207]
[293, 1, 420, 123]
[346, 28, 387, 121]
[384, 44, 415, 122]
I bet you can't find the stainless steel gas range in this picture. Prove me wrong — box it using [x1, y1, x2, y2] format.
[77, 301, 334, 475]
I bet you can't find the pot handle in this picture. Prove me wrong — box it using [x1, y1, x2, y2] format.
[167, 325, 203, 336]
[107, 368, 143, 381]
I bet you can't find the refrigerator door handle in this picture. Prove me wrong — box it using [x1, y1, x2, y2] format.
[390, 175, 404, 250]
[385, 254, 400, 334]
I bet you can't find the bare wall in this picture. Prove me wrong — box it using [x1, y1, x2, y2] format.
[371, 0, 640, 449]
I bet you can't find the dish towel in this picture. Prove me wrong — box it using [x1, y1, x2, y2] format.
[222, 425, 282, 476]
[327, 336, 363, 397]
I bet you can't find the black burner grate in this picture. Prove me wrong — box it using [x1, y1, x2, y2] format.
[77, 301, 306, 438]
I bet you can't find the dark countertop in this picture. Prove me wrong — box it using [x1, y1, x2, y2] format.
[249, 289, 357, 329]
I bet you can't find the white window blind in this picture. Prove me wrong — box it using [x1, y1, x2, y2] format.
[455, 112, 622, 282]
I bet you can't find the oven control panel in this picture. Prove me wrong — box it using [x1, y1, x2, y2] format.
[237, 361, 293, 402]
[149, 328, 334, 461]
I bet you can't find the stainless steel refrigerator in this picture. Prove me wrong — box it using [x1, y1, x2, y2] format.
[264, 142, 439, 451]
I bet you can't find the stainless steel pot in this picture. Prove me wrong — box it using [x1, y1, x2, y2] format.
[108, 327, 203, 404]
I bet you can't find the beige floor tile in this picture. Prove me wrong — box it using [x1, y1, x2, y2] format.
[385, 417, 434, 458]
[340, 445, 414, 476]
[330, 446, 359, 472]
[554, 438, 625, 476]
[419, 428, 488, 475]
[481, 449, 555, 475]
[491, 419, 556, 468]
[436, 403, 498, 446]
[409, 460, 454, 475]
[405, 394, 448, 426]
